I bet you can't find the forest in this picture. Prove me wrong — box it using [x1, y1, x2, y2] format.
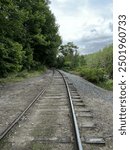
[0, 0, 61, 77]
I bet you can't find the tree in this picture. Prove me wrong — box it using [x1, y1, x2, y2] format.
[0, 0, 26, 76]
[0, 38, 24, 77]
[0, 0, 62, 77]
[57, 42, 79, 69]
[18, 0, 62, 66]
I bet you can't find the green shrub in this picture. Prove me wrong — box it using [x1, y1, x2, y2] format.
[96, 79, 113, 90]
[104, 79, 113, 90]
[79, 67, 106, 83]
[84, 44, 113, 78]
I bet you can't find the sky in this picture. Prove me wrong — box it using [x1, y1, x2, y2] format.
[49, 0, 113, 54]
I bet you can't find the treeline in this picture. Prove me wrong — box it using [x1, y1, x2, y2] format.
[0, 0, 61, 77]
[77, 45, 113, 90]
[57, 43, 113, 90]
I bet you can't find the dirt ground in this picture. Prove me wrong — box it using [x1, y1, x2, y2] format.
[0, 70, 53, 135]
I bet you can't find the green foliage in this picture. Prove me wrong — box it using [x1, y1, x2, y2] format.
[0, 38, 24, 77]
[84, 45, 113, 78]
[74, 44, 113, 90]
[77, 67, 106, 83]
[97, 79, 113, 91]
[59, 42, 78, 57]
[59, 44, 113, 90]
[56, 55, 64, 68]
[0, 0, 61, 77]
[57, 42, 79, 69]
[79, 55, 86, 66]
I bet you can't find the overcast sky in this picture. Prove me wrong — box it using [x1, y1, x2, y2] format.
[49, 0, 113, 54]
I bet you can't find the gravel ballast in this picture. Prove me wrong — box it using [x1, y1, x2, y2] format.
[61, 70, 113, 150]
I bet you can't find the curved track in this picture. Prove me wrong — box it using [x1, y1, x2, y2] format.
[0, 70, 105, 150]
[58, 70, 83, 150]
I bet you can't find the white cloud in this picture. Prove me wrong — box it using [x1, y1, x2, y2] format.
[49, 0, 113, 54]
[55, 0, 69, 3]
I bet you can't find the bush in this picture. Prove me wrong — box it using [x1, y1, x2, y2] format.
[79, 67, 106, 83]
[104, 79, 113, 90]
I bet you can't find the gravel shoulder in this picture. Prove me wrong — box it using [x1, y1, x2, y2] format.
[61, 70, 113, 150]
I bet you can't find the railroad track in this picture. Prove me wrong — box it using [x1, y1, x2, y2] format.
[0, 70, 105, 150]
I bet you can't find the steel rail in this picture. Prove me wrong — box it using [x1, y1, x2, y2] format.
[0, 70, 54, 141]
[58, 70, 83, 150]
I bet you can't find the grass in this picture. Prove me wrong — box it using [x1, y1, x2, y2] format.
[0, 68, 46, 84]
[96, 79, 113, 91]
